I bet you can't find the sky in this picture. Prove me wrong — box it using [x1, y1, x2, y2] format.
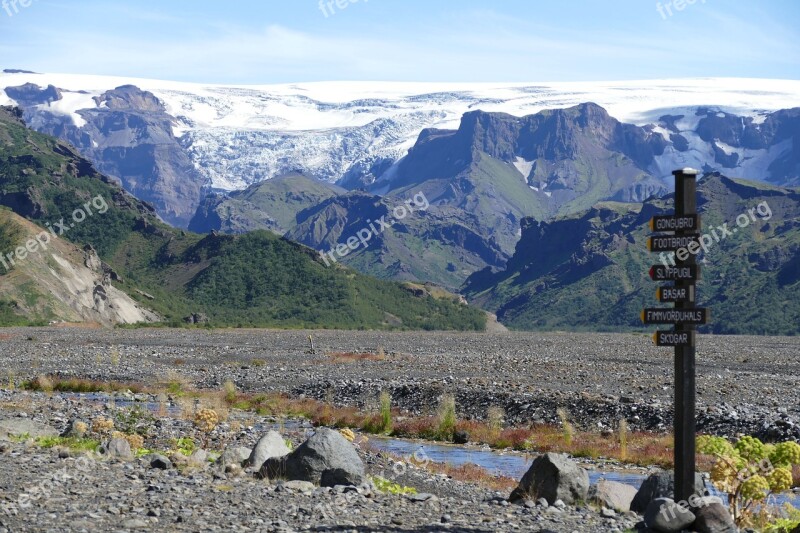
[0, 0, 798, 83]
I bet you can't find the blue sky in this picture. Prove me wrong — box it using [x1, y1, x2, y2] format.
[1, 0, 798, 83]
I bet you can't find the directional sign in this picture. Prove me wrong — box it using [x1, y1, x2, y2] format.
[657, 285, 695, 303]
[640, 308, 709, 325]
[648, 234, 700, 252]
[653, 330, 696, 347]
[649, 265, 700, 282]
[649, 215, 700, 232]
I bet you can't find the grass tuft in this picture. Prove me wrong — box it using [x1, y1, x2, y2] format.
[436, 394, 457, 441]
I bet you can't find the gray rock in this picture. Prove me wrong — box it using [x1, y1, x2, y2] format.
[320, 467, 363, 488]
[589, 479, 639, 513]
[600, 507, 616, 518]
[216, 446, 251, 469]
[631, 471, 706, 514]
[408, 493, 438, 503]
[100, 438, 133, 461]
[282, 480, 315, 493]
[0, 419, 59, 439]
[188, 449, 209, 468]
[121, 519, 148, 529]
[644, 497, 696, 533]
[262, 428, 365, 486]
[247, 431, 290, 469]
[149, 454, 172, 470]
[694, 499, 737, 533]
[509, 452, 589, 505]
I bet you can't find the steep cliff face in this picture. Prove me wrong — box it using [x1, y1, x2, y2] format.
[0, 209, 160, 326]
[386, 104, 668, 223]
[13, 84, 204, 226]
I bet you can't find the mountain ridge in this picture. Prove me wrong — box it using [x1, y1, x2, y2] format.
[0, 106, 487, 330]
[463, 173, 800, 335]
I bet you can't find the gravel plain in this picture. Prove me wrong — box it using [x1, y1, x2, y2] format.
[0, 327, 797, 532]
[1, 328, 798, 438]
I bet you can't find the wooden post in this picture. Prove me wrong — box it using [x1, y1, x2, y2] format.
[672, 167, 698, 504]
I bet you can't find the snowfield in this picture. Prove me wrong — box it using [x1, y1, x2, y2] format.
[2, 73, 799, 190]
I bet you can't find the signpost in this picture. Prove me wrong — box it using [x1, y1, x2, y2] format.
[642, 168, 705, 505]
[649, 265, 700, 282]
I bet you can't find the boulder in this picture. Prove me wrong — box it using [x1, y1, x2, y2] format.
[261, 428, 365, 486]
[216, 446, 252, 469]
[694, 499, 737, 533]
[588, 479, 638, 513]
[100, 438, 134, 461]
[188, 449, 209, 468]
[320, 467, 363, 488]
[247, 431, 290, 469]
[0, 419, 59, 439]
[631, 471, 707, 514]
[644, 497, 696, 532]
[509, 452, 589, 505]
[283, 480, 315, 493]
[149, 454, 172, 470]
[453, 430, 469, 444]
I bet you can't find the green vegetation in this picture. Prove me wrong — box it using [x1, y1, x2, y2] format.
[34, 435, 101, 452]
[172, 437, 196, 456]
[698, 435, 800, 528]
[113, 405, 156, 437]
[379, 391, 392, 435]
[436, 394, 457, 441]
[0, 300, 31, 326]
[557, 408, 575, 447]
[181, 231, 486, 329]
[0, 211, 23, 263]
[371, 476, 417, 495]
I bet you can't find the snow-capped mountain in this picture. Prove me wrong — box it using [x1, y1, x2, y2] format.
[2, 71, 799, 227]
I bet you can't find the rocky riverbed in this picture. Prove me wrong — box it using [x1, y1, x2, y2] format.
[0, 328, 798, 440]
[0, 389, 645, 532]
[0, 328, 798, 531]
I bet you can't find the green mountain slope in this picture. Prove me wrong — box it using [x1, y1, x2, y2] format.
[188, 173, 344, 234]
[285, 191, 507, 290]
[0, 106, 486, 330]
[463, 173, 800, 335]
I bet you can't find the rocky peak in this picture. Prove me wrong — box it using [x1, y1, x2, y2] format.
[94, 85, 166, 114]
[4, 83, 62, 106]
